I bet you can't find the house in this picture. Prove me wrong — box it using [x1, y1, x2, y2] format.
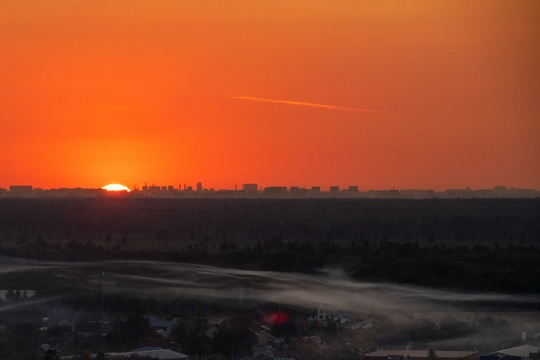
[106, 347, 189, 359]
[339, 314, 372, 331]
[364, 350, 477, 360]
[0, 289, 36, 301]
[205, 324, 220, 338]
[308, 306, 338, 325]
[258, 329, 276, 345]
[306, 306, 367, 330]
[273, 349, 301, 360]
[296, 335, 330, 357]
[376, 335, 413, 350]
[481, 345, 540, 360]
[253, 344, 278, 358]
[480, 355, 521, 360]
[144, 316, 177, 338]
[76, 318, 115, 338]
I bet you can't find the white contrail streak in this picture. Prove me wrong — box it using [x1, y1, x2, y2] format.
[231, 96, 380, 113]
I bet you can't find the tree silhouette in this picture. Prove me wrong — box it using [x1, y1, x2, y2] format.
[43, 349, 60, 360]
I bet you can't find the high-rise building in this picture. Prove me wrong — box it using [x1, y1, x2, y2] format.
[242, 183, 258, 193]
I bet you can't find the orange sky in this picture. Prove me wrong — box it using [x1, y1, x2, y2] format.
[1, 0, 539, 191]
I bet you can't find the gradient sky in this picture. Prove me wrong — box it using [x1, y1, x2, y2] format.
[1, 1, 539, 191]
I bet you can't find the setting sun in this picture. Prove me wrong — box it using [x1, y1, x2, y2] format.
[102, 184, 131, 192]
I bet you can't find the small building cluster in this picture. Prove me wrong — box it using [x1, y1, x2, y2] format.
[17, 300, 539, 360]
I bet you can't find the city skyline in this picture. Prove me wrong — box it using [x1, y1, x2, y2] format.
[2, 183, 538, 199]
[1, 1, 539, 191]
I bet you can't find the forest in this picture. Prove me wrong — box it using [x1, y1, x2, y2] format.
[0, 197, 539, 293]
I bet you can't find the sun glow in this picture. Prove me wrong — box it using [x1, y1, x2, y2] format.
[102, 184, 131, 192]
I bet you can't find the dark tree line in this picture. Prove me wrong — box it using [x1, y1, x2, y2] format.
[0, 198, 539, 293]
[1, 198, 538, 247]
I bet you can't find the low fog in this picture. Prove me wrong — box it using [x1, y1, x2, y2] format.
[1, 256, 535, 315]
[2, 255, 539, 352]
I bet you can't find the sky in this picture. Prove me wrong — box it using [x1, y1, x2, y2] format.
[1, 1, 539, 191]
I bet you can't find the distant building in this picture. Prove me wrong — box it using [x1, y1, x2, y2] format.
[329, 186, 340, 193]
[197, 182, 203, 192]
[368, 190, 400, 198]
[290, 187, 307, 197]
[445, 187, 473, 198]
[311, 186, 321, 193]
[243, 183, 258, 193]
[348, 186, 359, 193]
[9, 185, 33, 196]
[264, 187, 288, 196]
[400, 189, 434, 198]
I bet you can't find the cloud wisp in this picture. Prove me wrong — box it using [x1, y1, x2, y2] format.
[1, 256, 536, 317]
[231, 96, 380, 113]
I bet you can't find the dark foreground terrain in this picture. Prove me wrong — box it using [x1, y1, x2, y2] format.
[0, 197, 539, 359]
[0, 197, 539, 293]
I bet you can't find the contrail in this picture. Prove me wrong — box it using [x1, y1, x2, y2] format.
[231, 96, 380, 113]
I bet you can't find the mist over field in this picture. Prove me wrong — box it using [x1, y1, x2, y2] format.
[1, 256, 536, 314]
[2, 255, 539, 354]
[0, 198, 539, 359]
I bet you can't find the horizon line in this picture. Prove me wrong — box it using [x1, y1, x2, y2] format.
[2, 184, 538, 194]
